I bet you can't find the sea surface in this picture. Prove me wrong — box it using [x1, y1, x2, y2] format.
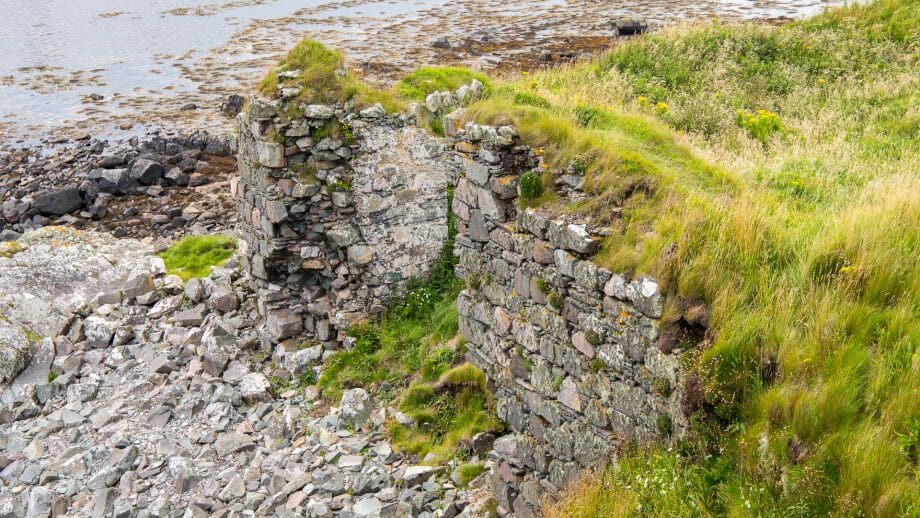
[0, 0, 842, 142]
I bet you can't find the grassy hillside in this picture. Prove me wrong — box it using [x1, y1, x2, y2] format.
[457, 0, 918, 515]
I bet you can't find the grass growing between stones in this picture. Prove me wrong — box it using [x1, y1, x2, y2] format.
[157, 235, 237, 281]
[462, 0, 919, 514]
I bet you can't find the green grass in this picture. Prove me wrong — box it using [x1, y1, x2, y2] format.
[395, 67, 491, 100]
[457, 0, 919, 515]
[389, 364, 503, 463]
[258, 39, 406, 113]
[457, 462, 488, 488]
[258, 41, 490, 116]
[157, 235, 237, 281]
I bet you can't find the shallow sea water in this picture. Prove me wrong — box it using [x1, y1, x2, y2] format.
[0, 0, 842, 142]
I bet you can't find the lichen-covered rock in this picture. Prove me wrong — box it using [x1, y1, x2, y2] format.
[340, 388, 372, 427]
[0, 321, 32, 385]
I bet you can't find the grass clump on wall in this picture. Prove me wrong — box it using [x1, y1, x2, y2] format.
[258, 39, 406, 113]
[157, 235, 237, 281]
[459, 0, 919, 514]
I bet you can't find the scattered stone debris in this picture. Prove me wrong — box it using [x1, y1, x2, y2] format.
[0, 228, 492, 517]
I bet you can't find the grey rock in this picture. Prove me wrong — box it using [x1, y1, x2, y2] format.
[239, 373, 273, 403]
[129, 159, 165, 185]
[214, 433, 255, 457]
[339, 388, 372, 427]
[200, 324, 236, 376]
[208, 287, 239, 313]
[0, 321, 32, 384]
[87, 168, 132, 194]
[266, 310, 302, 341]
[33, 186, 82, 216]
[82, 316, 117, 348]
[401, 466, 434, 487]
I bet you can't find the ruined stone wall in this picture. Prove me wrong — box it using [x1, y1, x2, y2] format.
[232, 96, 454, 344]
[232, 85, 688, 516]
[450, 122, 687, 517]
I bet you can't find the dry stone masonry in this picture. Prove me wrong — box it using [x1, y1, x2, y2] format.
[230, 76, 689, 517]
[449, 122, 687, 517]
[232, 95, 456, 345]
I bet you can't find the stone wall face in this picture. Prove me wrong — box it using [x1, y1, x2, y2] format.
[232, 87, 688, 516]
[450, 123, 686, 517]
[232, 96, 454, 344]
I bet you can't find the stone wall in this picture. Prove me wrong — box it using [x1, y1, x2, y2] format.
[232, 82, 689, 517]
[450, 122, 687, 517]
[232, 95, 455, 345]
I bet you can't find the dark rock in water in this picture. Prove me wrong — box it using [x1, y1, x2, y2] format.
[220, 95, 245, 117]
[431, 37, 452, 49]
[180, 103, 198, 111]
[87, 168, 133, 194]
[129, 158, 165, 185]
[615, 17, 648, 35]
[33, 186, 83, 216]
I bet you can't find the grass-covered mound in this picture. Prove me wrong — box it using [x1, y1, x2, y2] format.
[158, 235, 237, 280]
[458, 0, 918, 514]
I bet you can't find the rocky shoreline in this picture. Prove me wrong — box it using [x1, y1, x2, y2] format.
[0, 226, 493, 517]
[0, 128, 242, 243]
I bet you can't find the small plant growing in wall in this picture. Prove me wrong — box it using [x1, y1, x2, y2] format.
[535, 277, 550, 295]
[548, 290, 564, 310]
[341, 123, 355, 144]
[652, 377, 673, 398]
[518, 170, 544, 205]
[467, 272, 482, 291]
[267, 128, 286, 145]
[326, 179, 350, 195]
[656, 414, 673, 437]
[291, 163, 318, 183]
[590, 358, 606, 373]
[551, 375, 564, 393]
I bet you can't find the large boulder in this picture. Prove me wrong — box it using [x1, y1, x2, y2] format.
[87, 168, 133, 194]
[32, 186, 83, 216]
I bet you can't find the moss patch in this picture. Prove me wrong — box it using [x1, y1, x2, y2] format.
[157, 235, 237, 281]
